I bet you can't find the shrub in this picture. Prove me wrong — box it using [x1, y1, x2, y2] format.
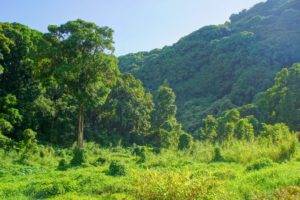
[277, 141, 296, 162]
[108, 161, 126, 176]
[22, 129, 37, 144]
[39, 149, 47, 158]
[132, 145, 146, 163]
[18, 152, 32, 165]
[94, 156, 106, 166]
[246, 158, 273, 171]
[235, 118, 254, 141]
[260, 123, 291, 143]
[212, 146, 224, 162]
[57, 159, 68, 170]
[21, 129, 37, 151]
[70, 148, 86, 166]
[178, 133, 193, 150]
[0, 133, 11, 150]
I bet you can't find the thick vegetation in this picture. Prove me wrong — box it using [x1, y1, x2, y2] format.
[0, 141, 299, 199]
[119, 0, 300, 132]
[0, 0, 299, 199]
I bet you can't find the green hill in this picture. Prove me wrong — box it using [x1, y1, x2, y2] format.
[119, 0, 300, 131]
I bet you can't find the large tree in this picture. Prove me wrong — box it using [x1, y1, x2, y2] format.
[103, 74, 153, 145]
[44, 19, 119, 148]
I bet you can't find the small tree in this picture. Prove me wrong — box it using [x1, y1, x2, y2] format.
[19, 129, 38, 162]
[178, 133, 193, 150]
[235, 119, 254, 141]
[202, 115, 218, 142]
[151, 83, 182, 148]
[152, 83, 177, 129]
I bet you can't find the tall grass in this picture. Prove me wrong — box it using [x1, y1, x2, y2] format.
[0, 133, 298, 199]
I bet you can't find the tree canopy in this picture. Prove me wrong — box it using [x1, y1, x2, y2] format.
[119, 0, 300, 132]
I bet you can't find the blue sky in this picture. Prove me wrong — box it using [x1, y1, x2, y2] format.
[1, 0, 263, 55]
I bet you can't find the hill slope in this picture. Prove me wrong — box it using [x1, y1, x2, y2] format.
[119, 0, 300, 131]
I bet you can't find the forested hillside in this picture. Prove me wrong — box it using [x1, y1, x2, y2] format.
[0, 0, 300, 199]
[119, 0, 300, 131]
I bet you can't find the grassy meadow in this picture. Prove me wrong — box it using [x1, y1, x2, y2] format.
[0, 137, 299, 200]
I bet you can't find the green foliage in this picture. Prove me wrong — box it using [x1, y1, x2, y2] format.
[94, 156, 107, 165]
[0, 140, 299, 199]
[22, 129, 37, 144]
[200, 115, 218, 141]
[277, 140, 296, 162]
[70, 148, 86, 166]
[0, 94, 22, 138]
[246, 158, 274, 171]
[270, 186, 300, 200]
[260, 123, 292, 143]
[235, 118, 255, 141]
[44, 19, 119, 148]
[57, 158, 68, 170]
[25, 179, 75, 199]
[133, 171, 225, 200]
[0, 2, 300, 198]
[150, 83, 183, 148]
[0, 22, 45, 140]
[132, 145, 146, 163]
[102, 74, 153, 145]
[0, 132, 11, 150]
[212, 146, 225, 162]
[119, 0, 300, 131]
[108, 160, 126, 176]
[152, 83, 177, 129]
[256, 63, 300, 131]
[178, 133, 193, 150]
[20, 129, 37, 153]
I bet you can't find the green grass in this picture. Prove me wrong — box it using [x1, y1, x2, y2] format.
[0, 140, 299, 200]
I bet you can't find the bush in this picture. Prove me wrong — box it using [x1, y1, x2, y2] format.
[22, 129, 37, 144]
[39, 150, 46, 158]
[0, 133, 11, 150]
[246, 158, 273, 171]
[260, 123, 291, 143]
[21, 129, 37, 151]
[70, 148, 86, 166]
[178, 133, 193, 150]
[108, 161, 126, 176]
[132, 145, 146, 163]
[57, 159, 68, 170]
[277, 141, 296, 162]
[94, 156, 106, 166]
[212, 146, 224, 162]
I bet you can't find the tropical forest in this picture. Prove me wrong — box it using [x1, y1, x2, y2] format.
[0, 0, 299, 199]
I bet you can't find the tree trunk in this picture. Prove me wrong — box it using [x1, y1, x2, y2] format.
[77, 104, 84, 148]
